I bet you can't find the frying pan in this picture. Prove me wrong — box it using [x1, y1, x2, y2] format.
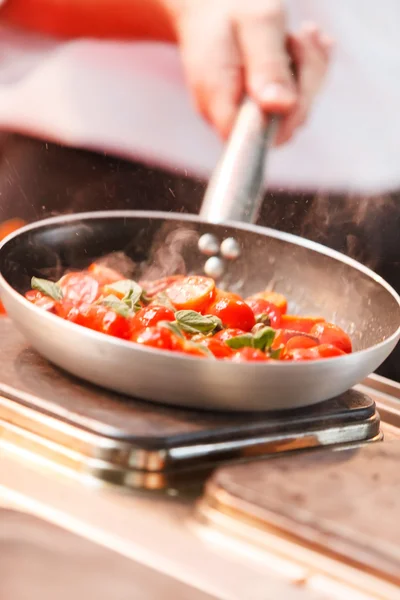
[0, 101, 399, 412]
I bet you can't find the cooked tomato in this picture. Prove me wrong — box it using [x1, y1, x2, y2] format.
[231, 347, 269, 362]
[87, 263, 123, 286]
[178, 342, 208, 358]
[245, 298, 282, 328]
[140, 275, 185, 298]
[285, 344, 346, 361]
[272, 329, 319, 350]
[130, 305, 175, 336]
[54, 301, 80, 322]
[213, 328, 247, 342]
[59, 272, 100, 305]
[0, 218, 26, 241]
[25, 290, 56, 312]
[310, 322, 353, 354]
[247, 291, 288, 314]
[280, 315, 325, 334]
[200, 338, 234, 359]
[75, 304, 131, 339]
[208, 296, 255, 331]
[166, 275, 216, 312]
[285, 336, 319, 351]
[133, 326, 182, 350]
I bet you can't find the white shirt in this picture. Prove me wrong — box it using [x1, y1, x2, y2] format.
[0, 0, 399, 194]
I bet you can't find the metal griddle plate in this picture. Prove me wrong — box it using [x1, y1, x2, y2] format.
[197, 444, 400, 591]
[0, 319, 381, 489]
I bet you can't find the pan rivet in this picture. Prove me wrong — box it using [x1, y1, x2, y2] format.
[220, 237, 241, 260]
[198, 233, 220, 256]
[204, 256, 225, 279]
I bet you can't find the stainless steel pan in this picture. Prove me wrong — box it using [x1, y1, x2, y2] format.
[0, 101, 399, 412]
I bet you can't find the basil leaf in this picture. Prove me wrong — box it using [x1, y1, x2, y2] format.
[31, 277, 63, 302]
[203, 314, 223, 331]
[175, 310, 221, 335]
[225, 334, 254, 350]
[100, 294, 131, 318]
[269, 347, 283, 360]
[158, 320, 185, 339]
[253, 327, 276, 351]
[151, 292, 176, 312]
[106, 279, 142, 305]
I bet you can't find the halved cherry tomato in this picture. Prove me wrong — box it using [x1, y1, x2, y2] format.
[285, 343, 346, 361]
[245, 298, 282, 328]
[133, 326, 182, 350]
[310, 322, 353, 354]
[59, 272, 100, 305]
[54, 301, 80, 322]
[280, 315, 325, 334]
[0, 218, 26, 241]
[208, 297, 255, 331]
[247, 291, 288, 314]
[213, 328, 247, 342]
[166, 275, 216, 312]
[285, 336, 319, 352]
[200, 338, 234, 359]
[178, 341, 208, 358]
[272, 329, 319, 350]
[87, 263, 123, 286]
[231, 347, 269, 362]
[130, 305, 175, 337]
[140, 275, 185, 298]
[75, 304, 131, 339]
[25, 290, 56, 312]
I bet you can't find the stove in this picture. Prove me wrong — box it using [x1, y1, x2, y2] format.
[0, 318, 383, 491]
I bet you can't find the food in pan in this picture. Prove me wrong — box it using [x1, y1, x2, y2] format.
[25, 263, 353, 362]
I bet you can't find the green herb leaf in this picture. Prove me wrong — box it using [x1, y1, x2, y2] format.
[253, 327, 276, 351]
[158, 320, 185, 339]
[151, 291, 176, 312]
[175, 310, 221, 335]
[255, 313, 271, 326]
[225, 334, 254, 350]
[100, 294, 131, 318]
[269, 347, 283, 360]
[105, 279, 142, 305]
[186, 341, 216, 359]
[203, 314, 223, 331]
[31, 277, 63, 302]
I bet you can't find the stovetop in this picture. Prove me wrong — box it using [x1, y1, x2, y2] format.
[0, 319, 381, 490]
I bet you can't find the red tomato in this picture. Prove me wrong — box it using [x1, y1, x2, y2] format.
[310, 322, 353, 354]
[213, 328, 247, 342]
[59, 272, 100, 305]
[75, 304, 131, 339]
[280, 315, 325, 334]
[245, 298, 282, 328]
[231, 347, 269, 362]
[178, 342, 208, 358]
[87, 263, 123, 286]
[130, 305, 175, 336]
[25, 290, 56, 312]
[272, 329, 319, 350]
[140, 275, 185, 298]
[285, 336, 319, 351]
[285, 344, 346, 362]
[247, 291, 288, 314]
[133, 326, 181, 350]
[54, 301, 80, 322]
[166, 275, 216, 312]
[208, 297, 255, 331]
[200, 338, 234, 359]
[0, 218, 26, 241]
[0, 301, 6, 315]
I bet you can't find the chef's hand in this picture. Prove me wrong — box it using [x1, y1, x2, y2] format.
[170, 0, 332, 143]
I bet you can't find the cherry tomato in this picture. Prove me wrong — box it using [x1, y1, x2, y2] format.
[133, 326, 181, 350]
[310, 322, 352, 354]
[247, 291, 288, 314]
[200, 338, 234, 359]
[208, 297, 255, 331]
[285, 344, 346, 362]
[75, 304, 131, 339]
[87, 263, 123, 286]
[140, 275, 185, 298]
[130, 305, 175, 336]
[179, 342, 208, 358]
[25, 289, 56, 312]
[166, 275, 216, 312]
[285, 336, 319, 352]
[245, 298, 282, 328]
[213, 328, 247, 342]
[59, 272, 100, 305]
[231, 347, 269, 362]
[0, 302, 6, 315]
[54, 301, 80, 322]
[280, 315, 325, 334]
[0, 218, 26, 241]
[271, 329, 319, 350]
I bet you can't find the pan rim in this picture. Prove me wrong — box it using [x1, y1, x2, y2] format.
[0, 210, 399, 369]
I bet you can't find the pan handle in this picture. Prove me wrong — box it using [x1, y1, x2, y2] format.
[199, 98, 279, 225]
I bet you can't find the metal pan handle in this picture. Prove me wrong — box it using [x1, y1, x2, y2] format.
[199, 98, 279, 225]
